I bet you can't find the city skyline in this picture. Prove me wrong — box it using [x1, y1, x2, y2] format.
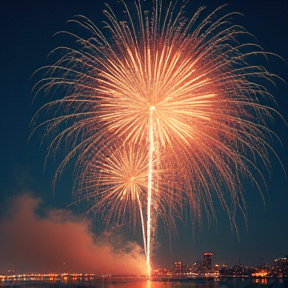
[1, 251, 288, 276]
[167, 253, 288, 269]
[0, 0, 287, 274]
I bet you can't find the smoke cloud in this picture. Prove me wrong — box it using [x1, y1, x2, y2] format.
[0, 193, 146, 274]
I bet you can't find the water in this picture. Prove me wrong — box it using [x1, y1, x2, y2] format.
[1, 278, 288, 288]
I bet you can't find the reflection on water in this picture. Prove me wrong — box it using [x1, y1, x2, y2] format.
[1, 278, 288, 288]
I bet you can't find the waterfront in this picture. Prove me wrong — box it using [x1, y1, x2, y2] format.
[1, 277, 288, 288]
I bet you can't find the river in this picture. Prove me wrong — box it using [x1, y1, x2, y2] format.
[1, 277, 288, 288]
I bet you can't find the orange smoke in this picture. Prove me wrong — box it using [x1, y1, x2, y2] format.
[0, 194, 146, 274]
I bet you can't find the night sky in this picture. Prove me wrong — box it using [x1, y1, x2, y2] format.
[0, 0, 287, 274]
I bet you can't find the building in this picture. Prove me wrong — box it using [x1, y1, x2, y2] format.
[203, 252, 213, 272]
[192, 261, 202, 273]
[174, 262, 182, 274]
[272, 256, 288, 277]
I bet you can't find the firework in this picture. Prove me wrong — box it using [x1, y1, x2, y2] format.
[77, 143, 182, 257]
[32, 0, 283, 276]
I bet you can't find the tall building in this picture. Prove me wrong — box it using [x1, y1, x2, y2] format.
[235, 257, 242, 276]
[203, 252, 213, 272]
[174, 261, 182, 274]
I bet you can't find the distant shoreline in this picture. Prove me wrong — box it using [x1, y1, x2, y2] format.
[1, 273, 288, 283]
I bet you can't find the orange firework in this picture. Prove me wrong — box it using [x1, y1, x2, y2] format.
[32, 0, 284, 275]
[77, 143, 182, 257]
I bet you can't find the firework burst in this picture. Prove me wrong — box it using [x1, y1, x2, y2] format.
[32, 0, 284, 275]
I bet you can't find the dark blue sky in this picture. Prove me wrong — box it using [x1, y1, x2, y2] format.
[0, 0, 287, 272]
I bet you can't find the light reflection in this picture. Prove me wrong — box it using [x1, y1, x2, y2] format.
[253, 278, 268, 284]
[1, 274, 287, 288]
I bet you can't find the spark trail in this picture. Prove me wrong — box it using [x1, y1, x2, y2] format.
[32, 0, 285, 276]
[147, 105, 155, 276]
